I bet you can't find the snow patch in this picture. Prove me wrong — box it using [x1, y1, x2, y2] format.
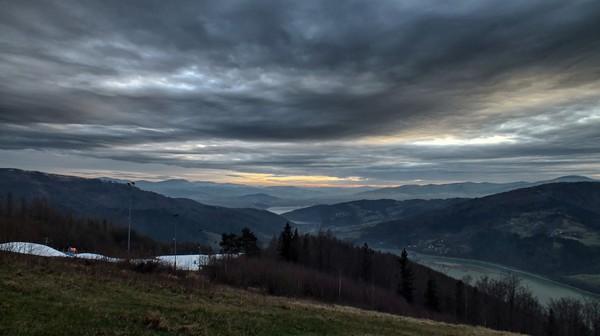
[76, 253, 120, 263]
[0, 242, 231, 271]
[0, 242, 66, 257]
[155, 254, 227, 271]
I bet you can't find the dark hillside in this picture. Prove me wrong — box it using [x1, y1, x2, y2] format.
[0, 169, 288, 245]
[364, 182, 600, 286]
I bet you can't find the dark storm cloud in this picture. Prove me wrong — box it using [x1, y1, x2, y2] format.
[1, 0, 600, 183]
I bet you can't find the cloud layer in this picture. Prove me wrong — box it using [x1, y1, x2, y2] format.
[1, 0, 600, 184]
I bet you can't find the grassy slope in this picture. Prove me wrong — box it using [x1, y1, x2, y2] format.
[0, 255, 515, 336]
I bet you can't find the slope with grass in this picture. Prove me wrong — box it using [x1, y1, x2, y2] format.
[0, 254, 515, 336]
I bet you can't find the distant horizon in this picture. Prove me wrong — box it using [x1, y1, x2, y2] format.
[2, 166, 596, 189]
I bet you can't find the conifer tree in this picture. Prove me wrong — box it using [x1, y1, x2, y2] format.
[398, 248, 414, 303]
[278, 222, 293, 261]
[239, 227, 260, 257]
[219, 233, 239, 253]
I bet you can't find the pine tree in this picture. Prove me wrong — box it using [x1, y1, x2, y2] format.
[239, 227, 260, 257]
[398, 248, 414, 303]
[219, 233, 239, 253]
[425, 275, 440, 312]
[278, 222, 293, 261]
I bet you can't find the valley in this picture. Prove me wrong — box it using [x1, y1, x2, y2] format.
[389, 250, 600, 305]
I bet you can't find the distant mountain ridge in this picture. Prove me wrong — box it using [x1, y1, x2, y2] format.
[12, 170, 594, 213]
[132, 179, 375, 208]
[356, 175, 595, 200]
[0, 168, 288, 246]
[281, 175, 596, 233]
[118, 174, 596, 209]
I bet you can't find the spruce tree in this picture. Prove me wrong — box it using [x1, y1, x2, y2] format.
[361, 243, 373, 282]
[278, 222, 293, 261]
[239, 227, 260, 257]
[219, 233, 239, 253]
[398, 248, 414, 303]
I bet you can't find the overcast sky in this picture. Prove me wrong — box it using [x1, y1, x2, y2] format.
[1, 0, 600, 186]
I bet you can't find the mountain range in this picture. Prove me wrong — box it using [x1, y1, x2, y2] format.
[355, 175, 595, 200]
[129, 179, 373, 209]
[130, 175, 595, 209]
[0, 169, 288, 246]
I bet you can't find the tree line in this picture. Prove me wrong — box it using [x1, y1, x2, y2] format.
[209, 223, 600, 336]
[0, 193, 208, 256]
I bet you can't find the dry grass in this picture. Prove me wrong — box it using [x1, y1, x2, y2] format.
[0, 252, 519, 336]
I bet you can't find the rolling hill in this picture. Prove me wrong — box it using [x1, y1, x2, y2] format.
[0, 169, 288, 245]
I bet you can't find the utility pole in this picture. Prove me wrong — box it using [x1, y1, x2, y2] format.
[127, 181, 135, 256]
[338, 269, 342, 300]
[198, 245, 202, 272]
[173, 213, 179, 271]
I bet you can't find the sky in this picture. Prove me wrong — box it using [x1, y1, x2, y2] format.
[1, 0, 600, 186]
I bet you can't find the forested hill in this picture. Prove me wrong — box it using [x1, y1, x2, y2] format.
[0, 168, 288, 245]
[363, 182, 600, 290]
[282, 198, 465, 230]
